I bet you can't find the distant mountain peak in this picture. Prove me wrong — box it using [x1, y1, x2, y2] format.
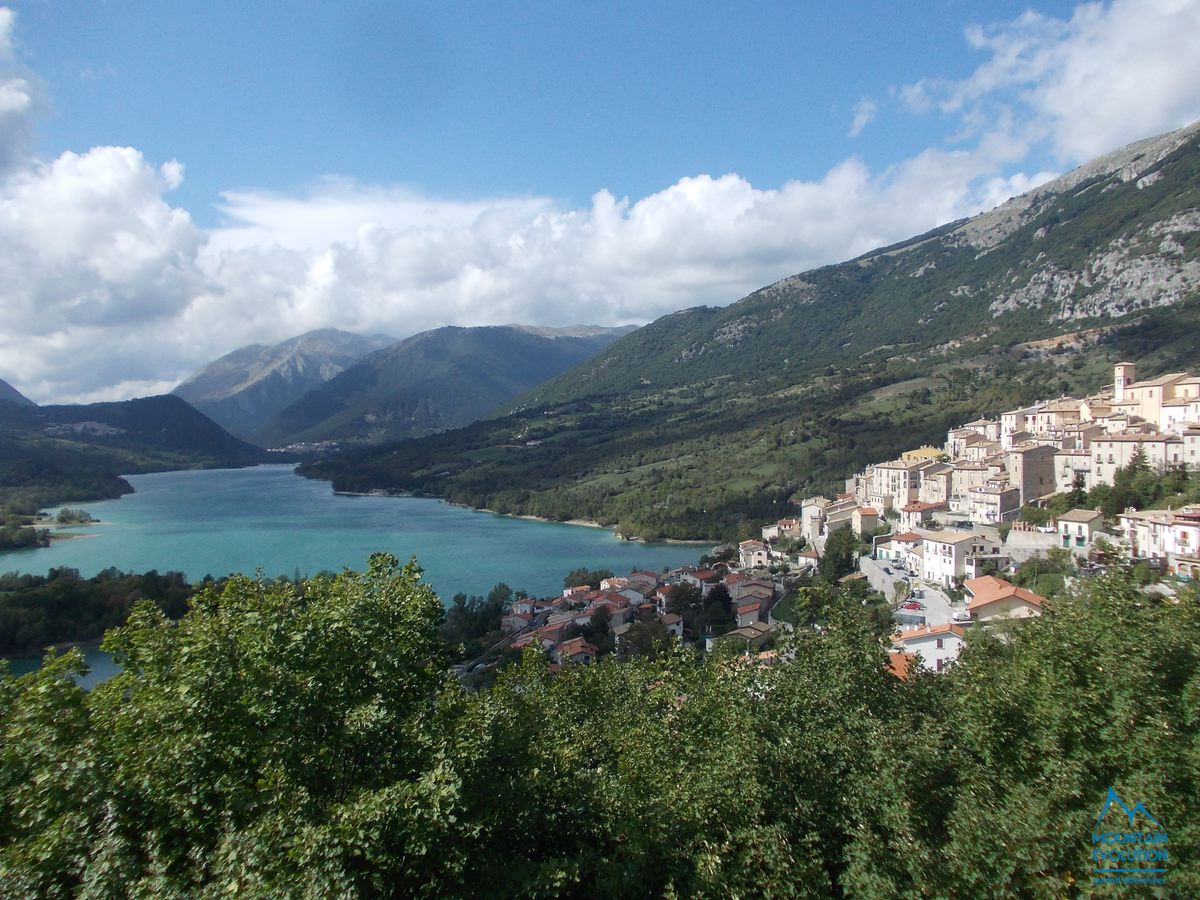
[0, 377, 36, 407]
[172, 329, 395, 438]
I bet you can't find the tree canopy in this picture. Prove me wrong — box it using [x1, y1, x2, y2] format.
[2, 557, 1197, 896]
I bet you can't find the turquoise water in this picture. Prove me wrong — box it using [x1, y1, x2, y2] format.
[5, 647, 119, 689]
[1, 465, 705, 602]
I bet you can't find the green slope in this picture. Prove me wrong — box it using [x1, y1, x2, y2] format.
[0, 395, 272, 512]
[254, 325, 634, 447]
[302, 123, 1200, 540]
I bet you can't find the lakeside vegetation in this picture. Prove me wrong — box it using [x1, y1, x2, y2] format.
[2, 554, 1195, 895]
[0, 568, 195, 658]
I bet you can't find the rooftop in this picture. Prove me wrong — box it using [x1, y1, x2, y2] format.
[964, 576, 1045, 611]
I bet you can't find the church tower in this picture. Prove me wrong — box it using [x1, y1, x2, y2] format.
[1114, 361, 1136, 402]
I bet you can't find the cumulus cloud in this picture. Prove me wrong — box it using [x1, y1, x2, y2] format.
[2, 0, 1198, 405]
[901, 0, 1200, 161]
[848, 97, 879, 137]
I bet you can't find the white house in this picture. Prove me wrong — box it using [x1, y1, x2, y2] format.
[963, 576, 1045, 623]
[893, 623, 967, 673]
[922, 531, 1000, 588]
[1055, 509, 1104, 552]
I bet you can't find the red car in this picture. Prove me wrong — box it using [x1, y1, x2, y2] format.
[900, 600, 925, 611]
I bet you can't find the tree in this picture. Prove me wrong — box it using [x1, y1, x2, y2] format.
[665, 581, 701, 616]
[699, 583, 735, 637]
[819, 526, 858, 580]
[618, 620, 672, 660]
[1065, 471, 1088, 508]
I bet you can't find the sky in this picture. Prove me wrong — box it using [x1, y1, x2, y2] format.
[2, 0, 1200, 404]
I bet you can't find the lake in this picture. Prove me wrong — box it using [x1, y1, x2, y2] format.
[2, 465, 709, 681]
[1, 464, 706, 602]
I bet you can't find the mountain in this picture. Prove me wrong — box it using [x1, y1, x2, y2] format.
[172, 328, 395, 439]
[0, 378, 35, 407]
[302, 122, 1200, 540]
[0, 395, 272, 511]
[253, 324, 637, 448]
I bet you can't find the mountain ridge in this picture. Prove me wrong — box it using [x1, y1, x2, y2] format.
[254, 324, 637, 447]
[302, 121, 1200, 540]
[0, 377, 36, 407]
[172, 328, 395, 438]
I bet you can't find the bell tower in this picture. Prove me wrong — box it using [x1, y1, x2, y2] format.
[1114, 361, 1136, 402]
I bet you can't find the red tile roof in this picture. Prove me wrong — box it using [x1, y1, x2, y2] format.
[964, 576, 1045, 611]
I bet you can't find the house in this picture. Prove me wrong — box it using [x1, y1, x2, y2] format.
[511, 597, 539, 616]
[795, 549, 820, 572]
[799, 496, 834, 544]
[852, 506, 880, 536]
[554, 637, 598, 665]
[739, 540, 770, 569]
[1089, 433, 1185, 485]
[710, 621, 774, 653]
[868, 458, 929, 510]
[893, 623, 966, 673]
[1118, 505, 1200, 577]
[922, 531, 1000, 588]
[902, 445, 944, 462]
[1056, 509, 1104, 551]
[963, 576, 1045, 623]
[661, 612, 683, 637]
[1054, 447, 1095, 493]
[1005, 442, 1058, 504]
[967, 482, 1020, 523]
[728, 579, 774, 603]
[736, 600, 762, 628]
[899, 500, 946, 531]
[918, 463, 954, 504]
[500, 611, 532, 634]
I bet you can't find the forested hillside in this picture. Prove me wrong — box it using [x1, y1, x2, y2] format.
[0, 395, 271, 512]
[304, 123, 1200, 540]
[2, 556, 1195, 895]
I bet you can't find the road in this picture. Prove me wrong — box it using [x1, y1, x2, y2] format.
[858, 554, 963, 628]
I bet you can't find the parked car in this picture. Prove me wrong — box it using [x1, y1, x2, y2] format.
[951, 610, 972, 623]
[900, 600, 924, 611]
[883, 566, 893, 575]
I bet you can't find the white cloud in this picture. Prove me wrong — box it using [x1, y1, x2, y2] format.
[2, 0, 1198, 406]
[902, 0, 1200, 163]
[848, 97, 879, 137]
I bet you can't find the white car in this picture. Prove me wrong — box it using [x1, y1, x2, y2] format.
[951, 610, 972, 624]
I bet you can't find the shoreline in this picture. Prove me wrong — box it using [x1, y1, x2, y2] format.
[321, 477, 714, 544]
[314, 471, 716, 545]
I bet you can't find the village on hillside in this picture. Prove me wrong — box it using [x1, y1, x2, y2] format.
[481, 360, 1200, 680]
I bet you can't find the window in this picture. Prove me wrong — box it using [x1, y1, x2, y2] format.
[935, 638, 944, 649]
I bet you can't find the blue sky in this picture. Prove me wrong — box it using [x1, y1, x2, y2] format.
[1, 0, 1199, 403]
[18, 0, 1072, 220]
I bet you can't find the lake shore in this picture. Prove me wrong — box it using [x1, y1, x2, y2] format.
[327, 480, 716, 545]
